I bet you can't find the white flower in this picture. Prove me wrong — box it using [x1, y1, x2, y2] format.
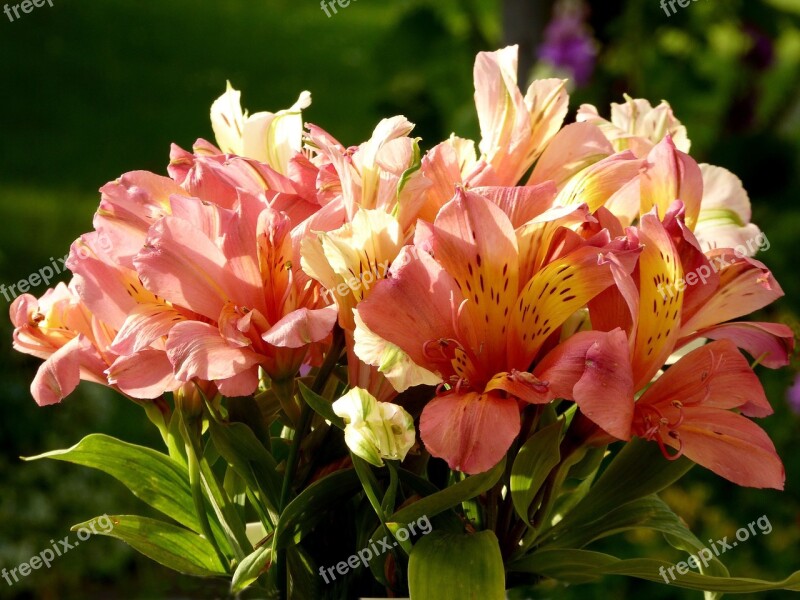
[210, 82, 311, 174]
[694, 164, 763, 256]
[332, 388, 416, 467]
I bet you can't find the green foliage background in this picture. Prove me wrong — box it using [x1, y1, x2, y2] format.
[0, 0, 797, 598]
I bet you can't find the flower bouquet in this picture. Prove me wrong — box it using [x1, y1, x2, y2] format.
[13, 46, 800, 598]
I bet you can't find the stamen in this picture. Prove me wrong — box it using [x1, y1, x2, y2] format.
[658, 430, 685, 461]
[422, 339, 443, 361]
[667, 400, 685, 429]
[278, 263, 295, 310]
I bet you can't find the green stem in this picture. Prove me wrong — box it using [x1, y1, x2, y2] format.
[278, 327, 344, 510]
[276, 326, 344, 599]
[142, 396, 171, 447]
[181, 415, 230, 572]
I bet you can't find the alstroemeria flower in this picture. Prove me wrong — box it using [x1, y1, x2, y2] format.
[355, 189, 638, 473]
[593, 202, 791, 390]
[585, 200, 792, 487]
[332, 387, 415, 467]
[469, 46, 568, 187]
[301, 209, 404, 330]
[11, 283, 113, 406]
[562, 136, 702, 231]
[307, 116, 430, 225]
[301, 208, 419, 401]
[10, 276, 177, 406]
[648, 202, 793, 370]
[419, 46, 568, 216]
[576, 95, 690, 157]
[211, 82, 311, 175]
[633, 340, 783, 489]
[73, 125, 348, 400]
[694, 164, 763, 254]
[134, 195, 338, 397]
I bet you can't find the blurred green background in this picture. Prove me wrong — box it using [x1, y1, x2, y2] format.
[0, 0, 798, 598]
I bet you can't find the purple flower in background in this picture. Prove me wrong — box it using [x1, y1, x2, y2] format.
[787, 374, 800, 415]
[538, 4, 597, 87]
[743, 23, 775, 70]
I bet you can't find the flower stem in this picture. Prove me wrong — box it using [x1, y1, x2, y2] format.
[276, 326, 344, 599]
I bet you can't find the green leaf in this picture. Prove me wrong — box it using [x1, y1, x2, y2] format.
[273, 468, 361, 549]
[546, 496, 705, 554]
[381, 462, 400, 516]
[544, 495, 728, 580]
[565, 444, 606, 481]
[288, 545, 321, 599]
[547, 437, 693, 537]
[389, 458, 505, 528]
[395, 137, 422, 201]
[298, 381, 344, 429]
[394, 468, 463, 532]
[516, 548, 800, 593]
[25, 434, 200, 533]
[72, 515, 227, 577]
[352, 454, 386, 521]
[510, 420, 563, 523]
[598, 558, 800, 594]
[166, 408, 188, 465]
[512, 548, 800, 593]
[198, 452, 252, 559]
[509, 548, 617, 583]
[207, 418, 282, 522]
[546, 446, 607, 523]
[409, 531, 505, 600]
[231, 545, 272, 593]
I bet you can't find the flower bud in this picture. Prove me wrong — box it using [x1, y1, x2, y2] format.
[332, 388, 415, 467]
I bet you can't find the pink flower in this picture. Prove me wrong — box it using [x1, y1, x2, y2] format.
[355, 188, 638, 473]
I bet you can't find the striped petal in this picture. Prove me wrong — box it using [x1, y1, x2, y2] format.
[433, 189, 519, 373]
[508, 245, 617, 369]
[631, 212, 684, 389]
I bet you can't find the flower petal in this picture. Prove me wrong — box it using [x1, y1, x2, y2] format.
[631, 212, 684, 389]
[640, 137, 703, 231]
[262, 305, 338, 348]
[420, 391, 519, 474]
[528, 121, 614, 187]
[640, 340, 771, 416]
[357, 246, 461, 375]
[31, 338, 84, 406]
[680, 251, 784, 334]
[166, 321, 262, 383]
[135, 216, 231, 320]
[107, 349, 178, 399]
[472, 183, 557, 228]
[674, 410, 784, 490]
[110, 303, 186, 355]
[509, 245, 617, 369]
[434, 189, 519, 372]
[680, 321, 794, 370]
[534, 329, 634, 439]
